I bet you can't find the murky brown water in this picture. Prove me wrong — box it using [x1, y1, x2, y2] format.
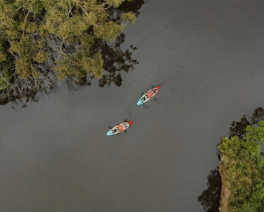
[1, 0, 264, 211]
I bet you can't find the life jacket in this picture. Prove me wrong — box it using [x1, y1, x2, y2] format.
[146, 92, 152, 98]
[117, 125, 123, 132]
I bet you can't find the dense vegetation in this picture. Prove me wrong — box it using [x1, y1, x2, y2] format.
[218, 121, 264, 212]
[0, 0, 138, 104]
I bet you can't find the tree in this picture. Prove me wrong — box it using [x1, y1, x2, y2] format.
[0, 0, 141, 105]
[218, 121, 264, 212]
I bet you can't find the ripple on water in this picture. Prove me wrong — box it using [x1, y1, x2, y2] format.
[131, 0, 264, 92]
[149, 0, 264, 62]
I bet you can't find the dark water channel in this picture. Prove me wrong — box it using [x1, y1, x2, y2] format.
[2, 0, 264, 211]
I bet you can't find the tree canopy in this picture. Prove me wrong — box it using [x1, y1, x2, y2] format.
[0, 0, 139, 104]
[218, 121, 264, 212]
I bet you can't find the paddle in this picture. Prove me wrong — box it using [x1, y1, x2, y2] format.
[141, 91, 145, 108]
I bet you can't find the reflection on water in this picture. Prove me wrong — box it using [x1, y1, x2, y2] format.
[229, 116, 251, 139]
[229, 107, 264, 138]
[229, 107, 264, 158]
[198, 167, 221, 212]
[109, 0, 146, 17]
[0, 0, 147, 106]
[81, 0, 147, 88]
[96, 35, 139, 87]
[99, 73, 123, 87]
[198, 145, 221, 212]
[0, 72, 58, 106]
[198, 107, 264, 211]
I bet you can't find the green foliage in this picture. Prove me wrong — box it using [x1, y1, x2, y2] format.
[236, 203, 259, 212]
[105, 0, 123, 8]
[0, 70, 9, 90]
[0, 0, 136, 83]
[33, 51, 47, 63]
[257, 199, 264, 212]
[245, 121, 264, 144]
[121, 12, 136, 24]
[94, 21, 124, 41]
[218, 121, 264, 212]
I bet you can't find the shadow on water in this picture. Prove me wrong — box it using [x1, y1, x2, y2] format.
[198, 166, 222, 212]
[93, 35, 139, 88]
[91, 0, 148, 87]
[57, 0, 147, 89]
[229, 107, 264, 139]
[0, 0, 147, 106]
[198, 107, 264, 211]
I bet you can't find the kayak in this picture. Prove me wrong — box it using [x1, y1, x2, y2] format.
[137, 85, 161, 105]
[106, 121, 133, 136]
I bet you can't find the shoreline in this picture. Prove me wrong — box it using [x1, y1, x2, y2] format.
[219, 163, 232, 212]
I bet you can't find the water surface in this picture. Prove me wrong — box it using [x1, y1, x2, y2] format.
[1, 0, 264, 211]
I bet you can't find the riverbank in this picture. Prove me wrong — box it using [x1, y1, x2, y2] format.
[219, 163, 232, 212]
[217, 123, 264, 212]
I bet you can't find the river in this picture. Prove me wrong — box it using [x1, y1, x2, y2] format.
[1, 0, 264, 211]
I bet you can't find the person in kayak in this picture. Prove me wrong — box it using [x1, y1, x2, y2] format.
[112, 129, 118, 133]
[142, 96, 148, 102]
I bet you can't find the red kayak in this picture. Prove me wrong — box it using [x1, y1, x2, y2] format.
[137, 85, 161, 106]
[106, 121, 133, 136]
